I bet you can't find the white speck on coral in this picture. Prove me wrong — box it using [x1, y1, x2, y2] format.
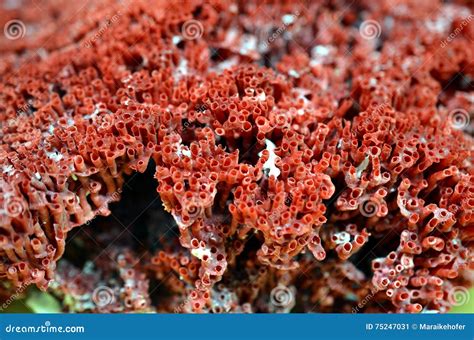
[121, 75, 132, 83]
[313, 45, 330, 56]
[425, 17, 450, 33]
[176, 142, 191, 158]
[282, 14, 295, 25]
[288, 69, 299, 78]
[211, 56, 238, 73]
[172, 36, 182, 45]
[191, 247, 212, 260]
[175, 59, 188, 80]
[333, 231, 351, 244]
[84, 105, 99, 120]
[356, 156, 370, 179]
[259, 139, 281, 178]
[34, 172, 41, 180]
[3, 165, 14, 175]
[182, 148, 191, 157]
[310, 45, 333, 66]
[257, 92, 266, 101]
[46, 151, 63, 162]
[239, 34, 257, 56]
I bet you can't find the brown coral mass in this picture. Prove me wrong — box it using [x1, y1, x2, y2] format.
[0, 0, 473, 313]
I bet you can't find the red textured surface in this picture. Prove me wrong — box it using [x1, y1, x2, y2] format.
[0, 0, 473, 313]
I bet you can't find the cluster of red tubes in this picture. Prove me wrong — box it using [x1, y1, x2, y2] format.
[0, 0, 473, 313]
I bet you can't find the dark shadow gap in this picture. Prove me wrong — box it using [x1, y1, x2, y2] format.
[61, 160, 177, 269]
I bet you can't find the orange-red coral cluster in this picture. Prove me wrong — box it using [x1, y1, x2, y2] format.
[0, 0, 473, 313]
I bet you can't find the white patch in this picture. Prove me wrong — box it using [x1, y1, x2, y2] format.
[333, 231, 351, 244]
[172, 36, 182, 45]
[259, 139, 281, 178]
[175, 59, 188, 80]
[3, 165, 14, 175]
[310, 45, 332, 66]
[211, 56, 238, 73]
[356, 156, 370, 179]
[282, 14, 295, 25]
[176, 144, 191, 158]
[425, 17, 450, 33]
[226, 29, 239, 43]
[46, 151, 63, 162]
[239, 34, 257, 56]
[84, 106, 99, 120]
[288, 69, 299, 78]
[191, 247, 211, 260]
[257, 92, 266, 101]
[182, 148, 191, 157]
[34, 172, 41, 180]
[313, 45, 330, 56]
[121, 75, 132, 83]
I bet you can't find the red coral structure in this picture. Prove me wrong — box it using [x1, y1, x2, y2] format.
[0, 0, 473, 313]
